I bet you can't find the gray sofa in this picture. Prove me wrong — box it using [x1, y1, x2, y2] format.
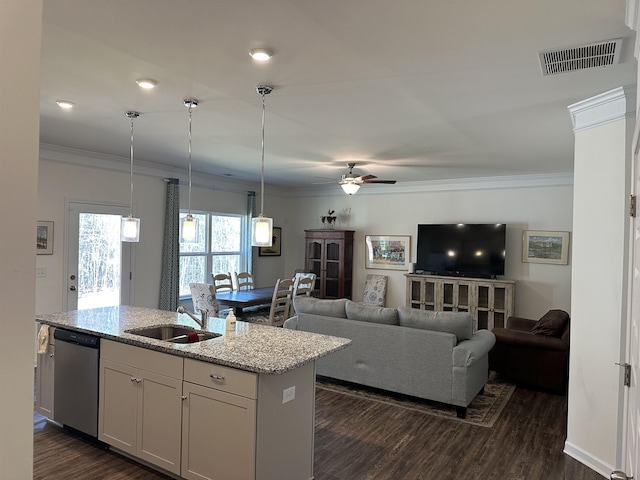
[284, 297, 496, 418]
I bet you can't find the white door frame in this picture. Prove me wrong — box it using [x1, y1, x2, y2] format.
[63, 199, 135, 311]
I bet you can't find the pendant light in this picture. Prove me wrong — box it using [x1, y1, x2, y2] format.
[251, 85, 274, 247]
[121, 111, 141, 242]
[181, 99, 198, 241]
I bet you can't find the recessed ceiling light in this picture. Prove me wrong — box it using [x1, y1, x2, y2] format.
[136, 78, 157, 89]
[56, 100, 76, 109]
[249, 48, 273, 61]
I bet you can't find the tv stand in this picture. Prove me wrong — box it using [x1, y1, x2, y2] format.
[405, 274, 515, 331]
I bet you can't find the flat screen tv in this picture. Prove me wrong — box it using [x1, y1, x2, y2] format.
[416, 223, 506, 278]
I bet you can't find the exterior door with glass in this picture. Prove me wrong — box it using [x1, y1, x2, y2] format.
[65, 201, 133, 311]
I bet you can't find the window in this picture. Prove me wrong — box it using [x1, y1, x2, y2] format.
[179, 211, 247, 297]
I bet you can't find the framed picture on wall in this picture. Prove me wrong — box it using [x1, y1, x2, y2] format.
[258, 227, 282, 256]
[36, 221, 54, 255]
[522, 230, 570, 265]
[365, 235, 410, 270]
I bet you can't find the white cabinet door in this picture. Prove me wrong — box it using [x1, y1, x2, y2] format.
[99, 359, 138, 454]
[137, 369, 183, 475]
[181, 381, 256, 480]
[35, 344, 55, 419]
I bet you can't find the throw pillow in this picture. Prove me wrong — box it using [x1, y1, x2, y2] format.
[344, 300, 399, 325]
[397, 307, 473, 341]
[531, 309, 569, 337]
[293, 297, 347, 318]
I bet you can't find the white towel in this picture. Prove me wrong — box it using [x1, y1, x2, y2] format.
[37, 324, 49, 354]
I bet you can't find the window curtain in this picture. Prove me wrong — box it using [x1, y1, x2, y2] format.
[159, 178, 180, 310]
[247, 191, 257, 277]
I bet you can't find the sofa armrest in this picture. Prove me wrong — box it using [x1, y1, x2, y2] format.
[492, 327, 569, 351]
[453, 330, 496, 367]
[506, 316, 537, 331]
[283, 316, 298, 329]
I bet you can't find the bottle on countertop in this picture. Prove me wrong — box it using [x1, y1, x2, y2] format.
[225, 308, 236, 332]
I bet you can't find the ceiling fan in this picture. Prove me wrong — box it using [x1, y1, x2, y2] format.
[339, 163, 397, 195]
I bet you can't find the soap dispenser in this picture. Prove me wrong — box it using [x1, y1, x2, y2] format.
[225, 308, 236, 332]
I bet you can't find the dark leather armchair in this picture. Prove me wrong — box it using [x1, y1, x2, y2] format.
[488, 310, 570, 393]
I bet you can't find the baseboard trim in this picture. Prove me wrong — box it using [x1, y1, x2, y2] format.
[563, 441, 612, 478]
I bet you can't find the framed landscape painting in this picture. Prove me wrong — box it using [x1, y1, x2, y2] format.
[258, 227, 281, 256]
[522, 230, 570, 265]
[365, 235, 410, 270]
[37, 221, 54, 255]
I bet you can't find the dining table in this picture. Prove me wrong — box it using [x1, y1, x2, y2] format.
[215, 285, 275, 316]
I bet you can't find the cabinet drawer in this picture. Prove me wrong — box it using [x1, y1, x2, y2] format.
[184, 359, 257, 399]
[101, 340, 183, 379]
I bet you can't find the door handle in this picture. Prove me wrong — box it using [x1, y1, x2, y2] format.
[611, 470, 633, 479]
[69, 286, 77, 291]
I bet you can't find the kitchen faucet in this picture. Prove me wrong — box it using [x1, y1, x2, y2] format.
[177, 306, 208, 329]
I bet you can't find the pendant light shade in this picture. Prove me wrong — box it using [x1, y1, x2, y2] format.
[251, 85, 274, 247]
[121, 111, 141, 242]
[181, 99, 199, 242]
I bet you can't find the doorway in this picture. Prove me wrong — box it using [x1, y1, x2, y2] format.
[64, 201, 133, 311]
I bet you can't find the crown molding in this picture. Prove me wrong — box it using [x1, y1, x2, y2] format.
[38, 143, 282, 195]
[40, 144, 573, 199]
[567, 85, 636, 132]
[626, 0, 640, 59]
[285, 173, 574, 197]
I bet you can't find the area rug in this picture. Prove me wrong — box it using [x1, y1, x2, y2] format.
[315, 371, 516, 428]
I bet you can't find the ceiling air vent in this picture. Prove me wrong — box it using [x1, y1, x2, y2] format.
[538, 38, 621, 76]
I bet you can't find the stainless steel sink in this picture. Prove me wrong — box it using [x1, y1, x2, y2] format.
[125, 325, 221, 343]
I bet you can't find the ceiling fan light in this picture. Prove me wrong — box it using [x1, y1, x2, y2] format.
[249, 48, 273, 61]
[341, 182, 361, 195]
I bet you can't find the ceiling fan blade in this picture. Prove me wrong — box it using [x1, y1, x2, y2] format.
[359, 174, 377, 181]
[363, 179, 397, 184]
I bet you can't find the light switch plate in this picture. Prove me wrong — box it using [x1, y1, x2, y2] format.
[36, 267, 46, 278]
[283, 386, 295, 404]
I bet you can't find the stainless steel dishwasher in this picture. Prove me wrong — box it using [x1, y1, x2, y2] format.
[53, 328, 100, 437]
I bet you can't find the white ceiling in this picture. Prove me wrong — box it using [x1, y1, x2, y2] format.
[40, 0, 637, 189]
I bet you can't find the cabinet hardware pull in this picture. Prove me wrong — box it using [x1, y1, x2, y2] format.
[49, 353, 54, 358]
[136, 378, 142, 383]
[130, 377, 136, 382]
[209, 374, 225, 381]
[181, 395, 187, 400]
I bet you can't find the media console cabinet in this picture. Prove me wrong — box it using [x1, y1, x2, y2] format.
[405, 274, 515, 331]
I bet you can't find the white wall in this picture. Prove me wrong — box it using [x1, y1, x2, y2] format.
[565, 87, 634, 475]
[0, 1, 42, 478]
[36, 153, 289, 314]
[281, 181, 573, 318]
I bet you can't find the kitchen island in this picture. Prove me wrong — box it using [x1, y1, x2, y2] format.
[36, 305, 351, 480]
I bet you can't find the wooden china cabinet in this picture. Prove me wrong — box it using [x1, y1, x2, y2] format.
[304, 229, 354, 299]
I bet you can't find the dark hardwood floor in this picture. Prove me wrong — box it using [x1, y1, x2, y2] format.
[34, 383, 603, 480]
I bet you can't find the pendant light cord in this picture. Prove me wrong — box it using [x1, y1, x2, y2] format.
[188, 103, 193, 216]
[260, 91, 266, 217]
[129, 116, 135, 217]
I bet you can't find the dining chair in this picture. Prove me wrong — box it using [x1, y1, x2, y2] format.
[244, 278, 294, 327]
[212, 273, 234, 293]
[362, 274, 388, 307]
[290, 273, 316, 316]
[189, 283, 220, 319]
[234, 271, 255, 291]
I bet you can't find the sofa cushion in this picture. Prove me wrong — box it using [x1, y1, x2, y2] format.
[531, 309, 569, 337]
[397, 307, 473, 341]
[344, 300, 399, 325]
[293, 297, 347, 318]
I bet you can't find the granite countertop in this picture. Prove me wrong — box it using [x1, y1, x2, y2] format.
[36, 305, 351, 375]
